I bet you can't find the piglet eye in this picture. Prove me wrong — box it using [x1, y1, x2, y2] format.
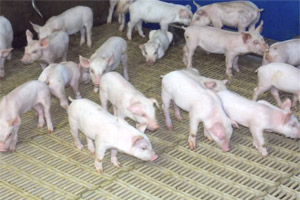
[142, 146, 147, 150]
[253, 40, 258, 44]
[90, 69, 95, 73]
[32, 50, 38, 54]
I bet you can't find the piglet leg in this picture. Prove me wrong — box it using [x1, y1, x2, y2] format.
[111, 149, 121, 168]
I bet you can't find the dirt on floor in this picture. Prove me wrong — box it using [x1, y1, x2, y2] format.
[0, 23, 299, 200]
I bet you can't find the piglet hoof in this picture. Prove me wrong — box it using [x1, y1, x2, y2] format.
[38, 124, 44, 128]
[188, 141, 196, 150]
[93, 87, 99, 94]
[119, 26, 124, 32]
[261, 153, 268, 158]
[75, 143, 84, 150]
[88, 148, 95, 155]
[9, 147, 15, 153]
[112, 161, 121, 168]
[166, 125, 173, 131]
[175, 116, 183, 122]
[48, 129, 54, 134]
[63, 105, 69, 111]
[96, 168, 104, 173]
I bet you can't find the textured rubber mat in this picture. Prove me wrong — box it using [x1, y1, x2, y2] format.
[0, 23, 299, 200]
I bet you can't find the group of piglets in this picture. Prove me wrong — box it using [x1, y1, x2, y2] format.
[162, 68, 300, 157]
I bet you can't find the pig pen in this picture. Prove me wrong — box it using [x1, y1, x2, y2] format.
[0, 23, 299, 200]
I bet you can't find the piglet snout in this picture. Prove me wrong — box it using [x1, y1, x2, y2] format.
[0, 142, 7, 152]
[151, 154, 158, 161]
[149, 124, 159, 131]
[147, 60, 154, 65]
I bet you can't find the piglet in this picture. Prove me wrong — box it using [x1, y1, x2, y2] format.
[68, 98, 158, 173]
[262, 39, 300, 67]
[31, 6, 93, 47]
[183, 21, 268, 78]
[162, 70, 234, 151]
[139, 30, 173, 65]
[181, 68, 228, 92]
[38, 61, 83, 110]
[218, 89, 300, 157]
[107, 0, 130, 32]
[100, 72, 159, 132]
[191, 1, 263, 32]
[253, 62, 300, 107]
[127, 0, 192, 40]
[21, 30, 69, 70]
[79, 36, 129, 93]
[0, 16, 13, 80]
[0, 80, 53, 152]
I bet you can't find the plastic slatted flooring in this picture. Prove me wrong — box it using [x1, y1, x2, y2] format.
[0, 23, 299, 200]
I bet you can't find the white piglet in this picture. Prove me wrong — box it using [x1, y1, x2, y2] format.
[31, 6, 93, 47]
[0, 16, 13, 79]
[21, 30, 69, 70]
[38, 61, 84, 110]
[253, 62, 300, 107]
[139, 30, 173, 65]
[191, 1, 263, 32]
[100, 72, 159, 132]
[218, 89, 300, 157]
[127, 0, 192, 40]
[0, 80, 53, 152]
[68, 98, 158, 173]
[183, 22, 268, 78]
[79, 36, 129, 93]
[181, 68, 228, 92]
[162, 70, 235, 151]
[262, 39, 300, 67]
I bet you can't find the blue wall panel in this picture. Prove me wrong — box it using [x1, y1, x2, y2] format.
[143, 0, 300, 41]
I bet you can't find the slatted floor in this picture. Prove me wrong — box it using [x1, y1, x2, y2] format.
[0, 23, 299, 200]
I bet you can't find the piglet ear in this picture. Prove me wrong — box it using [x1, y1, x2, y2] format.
[39, 37, 49, 48]
[230, 119, 239, 128]
[196, 9, 207, 16]
[179, 9, 189, 19]
[209, 122, 226, 140]
[139, 44, 145, 50]
[106, 54, 114, 66]
[204, 81, 217, 90]
[255, 20, 264, 33]
[0, 48, 13, 58]
[26, 29, 33, 42]
[280, 98, 292, 112]
[241, 33, 252, 44]
[136, 123, 147, 132]
[30, 21, 41, 33]
[8, 116, 20, 127]
[79, 55, 90, 68]
[149, 98, 160, 110]
[128, 101, 143, 115]
[132, 135, 144, 147]
[282, 112, 293, 124]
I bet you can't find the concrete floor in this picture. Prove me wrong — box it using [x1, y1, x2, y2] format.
[0, 23, 299, 200]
